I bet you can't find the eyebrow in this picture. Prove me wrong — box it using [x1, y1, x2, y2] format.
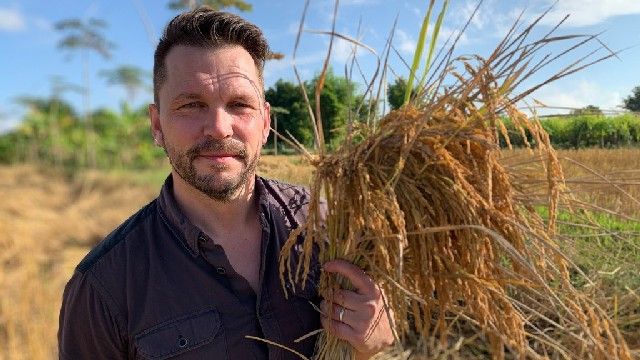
[172, 93, 202, 103]
[173, 91, 261, 105]
[231, 93, 260, 103]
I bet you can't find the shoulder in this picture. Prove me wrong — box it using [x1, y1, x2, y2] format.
[76, 199, 158, 274]
[62, 199, 160, 338]
[257, 176, 326, 230]
[260, 177, 311, 209]
[60, 266, 128, 358]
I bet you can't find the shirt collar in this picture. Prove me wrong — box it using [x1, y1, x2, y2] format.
[157, 174, 271, 257]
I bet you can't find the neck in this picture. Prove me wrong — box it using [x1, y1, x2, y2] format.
[171, 171, 259, 239]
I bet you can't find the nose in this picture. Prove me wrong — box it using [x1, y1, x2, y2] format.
[203, 106, 233, 139]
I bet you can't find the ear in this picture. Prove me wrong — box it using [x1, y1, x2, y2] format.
[149, 103, 165, 147]
[262, 101, 272, 146]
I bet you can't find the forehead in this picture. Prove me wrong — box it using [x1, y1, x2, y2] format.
[162, 45, 262, 97]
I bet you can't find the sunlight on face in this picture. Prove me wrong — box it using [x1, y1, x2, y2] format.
[155, 45, 270, 201]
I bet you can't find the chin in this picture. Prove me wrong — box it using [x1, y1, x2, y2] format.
[191, 167, 253, 201]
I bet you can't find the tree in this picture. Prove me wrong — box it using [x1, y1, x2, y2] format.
[12, 96, 79, 164]
[48, 76, 84, 166]
[168, 0, 252, 11]
[56, 18, 114, 167]
[571, 105, 603, 116]
[307, 68, 363, 147]
[265, 79, 313, 148]
[265, 70, 364, 151]
[100, 65, 149, 104]
[387, 77, 417, 111]
[623, 86, 640, 112]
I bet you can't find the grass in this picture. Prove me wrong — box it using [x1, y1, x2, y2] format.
[0, 150, 638, 359]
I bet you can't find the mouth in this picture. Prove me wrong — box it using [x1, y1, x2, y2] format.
[187, 139, 248, 164]
[196, 152, 244, 164]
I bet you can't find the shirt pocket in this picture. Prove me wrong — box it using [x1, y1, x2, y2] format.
[134, 306, 226, 360]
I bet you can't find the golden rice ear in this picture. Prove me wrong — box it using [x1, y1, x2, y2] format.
[281, 105, 631, 359]
[279, 1, 631, 359]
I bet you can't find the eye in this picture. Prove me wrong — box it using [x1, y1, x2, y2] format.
[179, 102, 206, 109]
[231, 101, 252, 109]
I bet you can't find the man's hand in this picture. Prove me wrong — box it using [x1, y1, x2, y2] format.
[320, 259, 394, 360]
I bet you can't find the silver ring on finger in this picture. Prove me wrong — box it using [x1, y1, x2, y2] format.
[338, 306, 345, 322]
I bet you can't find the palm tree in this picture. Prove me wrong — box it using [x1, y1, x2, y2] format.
[48, 76, 84, 166]
[100, 65, 149, 105]
[55, 18, 114, 167]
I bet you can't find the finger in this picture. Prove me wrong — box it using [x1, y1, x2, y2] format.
[320, 299, 351, 324]
[330, 288, 363, 311]
[320, 311, 358, 343]
[323, 259, 376, 296]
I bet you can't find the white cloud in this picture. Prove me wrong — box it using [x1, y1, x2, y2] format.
[395, 29, 416, 54]
[537, 0, 640, 27]
[332, 37, 357, 63]
[33, 18, 52, 32]
[459, 1, 485, 30]
[0, 7, 25, 32]
[492, 7, 526, 39]
[412, 6, 421, 18]
[438, 26, 469, 47]
[403, 2, 422, 18]
[263, 50, 326, 81]
[524, 79, 624, 115]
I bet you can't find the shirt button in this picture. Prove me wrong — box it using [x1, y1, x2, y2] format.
[216, 267, 226, 275]
[177, 335, 188, 348]
[198, 235, 208, 244]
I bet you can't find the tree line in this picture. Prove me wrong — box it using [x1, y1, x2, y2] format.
[3, 74, 640, 169]
[3, 0, 640, 169]
[0, 68, 371, 169]
[502, 114, 640, 149]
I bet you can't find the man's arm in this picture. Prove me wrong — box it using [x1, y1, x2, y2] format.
[58, 271, 127, 359]
[319, 260, 394, 360]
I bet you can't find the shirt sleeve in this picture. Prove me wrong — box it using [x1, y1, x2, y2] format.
[58, 270, 127, 359]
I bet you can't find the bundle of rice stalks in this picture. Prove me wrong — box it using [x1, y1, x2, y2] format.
[280, 1, 632, 359]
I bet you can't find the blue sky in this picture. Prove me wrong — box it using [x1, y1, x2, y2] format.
[1, 0, 639, 132]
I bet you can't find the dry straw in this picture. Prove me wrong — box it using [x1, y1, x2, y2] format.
[279, 1, 632, 359]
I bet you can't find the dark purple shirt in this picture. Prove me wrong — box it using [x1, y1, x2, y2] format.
[58, 175, 321, 359]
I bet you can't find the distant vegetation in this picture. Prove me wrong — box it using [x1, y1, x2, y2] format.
[624, 86, 640, 112]
[1, 86, 640, 170]
[0, 99, 163, 169]
[502, 113, 640, 149]
[0, 68, 374, 169]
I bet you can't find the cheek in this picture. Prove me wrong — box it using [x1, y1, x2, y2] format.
[162, 121, 203, 144]
[234, 116, 266, 141]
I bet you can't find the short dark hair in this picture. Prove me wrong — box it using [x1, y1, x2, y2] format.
[153, 7, 270, 105]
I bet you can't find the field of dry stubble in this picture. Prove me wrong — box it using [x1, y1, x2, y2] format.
[0, 150, 638, 359]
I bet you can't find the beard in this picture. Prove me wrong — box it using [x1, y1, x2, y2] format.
[164, 137, 259, 202]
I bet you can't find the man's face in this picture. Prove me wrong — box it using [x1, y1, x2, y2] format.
[150, 45, 270, 201]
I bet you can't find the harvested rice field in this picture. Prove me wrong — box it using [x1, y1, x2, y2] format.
[0, 150, 638, 359]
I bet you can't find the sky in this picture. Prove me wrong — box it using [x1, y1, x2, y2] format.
[1, 0, 639, 133]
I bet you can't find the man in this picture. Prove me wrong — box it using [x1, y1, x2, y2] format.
[58, 7, 393, 360]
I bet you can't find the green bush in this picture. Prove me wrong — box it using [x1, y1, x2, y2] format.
[0, 100, 165, 169]
[499, 114, 640, 149]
